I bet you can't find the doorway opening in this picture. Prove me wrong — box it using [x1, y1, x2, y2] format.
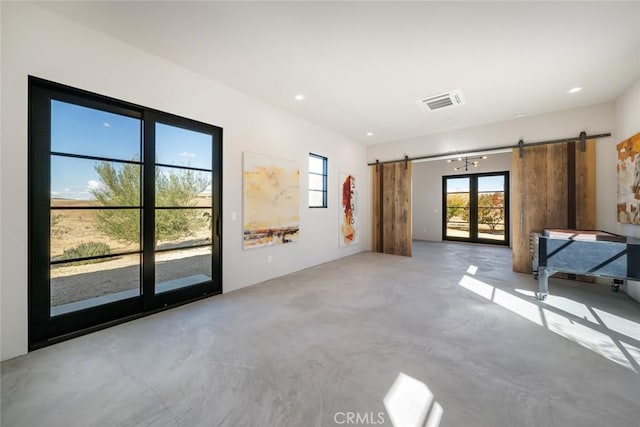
[442, 172, 509, 245]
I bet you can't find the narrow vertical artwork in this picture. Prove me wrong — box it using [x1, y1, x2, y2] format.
[617, 133, 640, 224]
[339, 173, 358, 247]
[243, 152, 300, 249]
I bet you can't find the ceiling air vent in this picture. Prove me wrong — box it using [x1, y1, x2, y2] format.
[415, 89, 465, 112]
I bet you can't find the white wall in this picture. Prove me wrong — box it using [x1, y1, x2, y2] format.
[0, 3, 370, 361]
[412, 153, 512, 242]
[615, 79, 640, 301]
[0, 1, 3, 361]
[368, 103, 617, 234]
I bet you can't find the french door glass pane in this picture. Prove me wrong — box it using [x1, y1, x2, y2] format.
[446, 177, 470, 238]
[155, 123, 212, 169]
[155, 166, 212, 207]
[51, 100, 141, 161]
[51, 253, 141, 316]
[155, 247, 212, 294]
[50, 209, 141, 261]
[478, 175, 504, 192]
[478, 207, 505, 240]
[155, 209, 212, 250]
[51, 156, 141, 206]
[447, 177, 469, 192]
[478, 176, 506, 241]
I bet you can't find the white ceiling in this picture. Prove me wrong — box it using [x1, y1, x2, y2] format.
[37, 1, 640, 146]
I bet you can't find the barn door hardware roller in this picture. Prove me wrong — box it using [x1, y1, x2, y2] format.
[579, 131, 587, 152]
[518, 139, 524, 159]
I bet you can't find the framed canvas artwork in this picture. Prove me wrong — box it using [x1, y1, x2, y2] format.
[617, 132, 640, 224]
[243, 152, 300, 249]
[339, 172, 358, 247]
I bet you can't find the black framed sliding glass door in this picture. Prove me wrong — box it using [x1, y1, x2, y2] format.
[29, 77, 222, 348]
[442, 172, 509, 245]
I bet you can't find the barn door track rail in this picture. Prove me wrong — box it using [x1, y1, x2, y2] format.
[368, 131, 611, 166]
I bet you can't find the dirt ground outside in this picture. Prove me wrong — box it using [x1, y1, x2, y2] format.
[51, 249, 212, 307]
[50, 197, 213, 307]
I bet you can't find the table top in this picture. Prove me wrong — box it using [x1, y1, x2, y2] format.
[543, 229, 627, 243]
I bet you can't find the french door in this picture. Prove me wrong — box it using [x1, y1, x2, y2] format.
[442, 172, 509, 245]
[29, 77, 222, 348]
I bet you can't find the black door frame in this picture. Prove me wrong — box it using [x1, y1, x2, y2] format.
[28, 77, 223, 349]
[442, 171, 509, 245]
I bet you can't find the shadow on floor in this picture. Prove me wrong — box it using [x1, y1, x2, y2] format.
[451, 249, 640, 373]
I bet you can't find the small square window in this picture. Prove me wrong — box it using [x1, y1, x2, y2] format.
[309, 153, 327, 208]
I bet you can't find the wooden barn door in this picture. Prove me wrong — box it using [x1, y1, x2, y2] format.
[372, 161, 412, 256]
[512, 140, 595, 273]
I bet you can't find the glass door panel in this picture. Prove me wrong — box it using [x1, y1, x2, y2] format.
[478, 175, 506, 241]
[444, 177, 470, 239]
[51, 100, 141, 160]
[49, 100, 142, 317]
[155, 248, 212, 294]
[153, 122, 214, 295]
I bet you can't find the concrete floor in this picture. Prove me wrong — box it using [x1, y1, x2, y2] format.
[2, 241, 640, 426]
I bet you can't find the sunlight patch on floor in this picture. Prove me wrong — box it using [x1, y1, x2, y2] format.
[384, 372, 443, 427]
[542, 308, 632, 370]
[593, 307, 640, 341]
[459, 275, 543, 326]
[459, 268, 640, 373]
[540, 294, 599, 324]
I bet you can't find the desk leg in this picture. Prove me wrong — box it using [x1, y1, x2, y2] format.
[537, 268, 550, 301]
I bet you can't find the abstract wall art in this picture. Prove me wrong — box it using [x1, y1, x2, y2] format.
[617, 133, 640, 225]
[243, 152, 300, 249]
[339, 172, 359, 247]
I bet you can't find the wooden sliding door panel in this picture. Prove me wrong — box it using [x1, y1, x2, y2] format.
[372, 166, 381, 252]
[511, 151, 522, 271]
[545, 143, 569, 229]
[382, 163, 396, 253]
[513, 145, 552, 272]
[372, 162, 412, 257]
[512, 140, 596, 273]
[576, 140, 596, 229]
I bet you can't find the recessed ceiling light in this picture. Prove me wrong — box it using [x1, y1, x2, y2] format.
[568, 87, 582, 94]
[366, 132, 374, 136]
[514, 112, 525, 118]
[294, 94, 305, 101]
